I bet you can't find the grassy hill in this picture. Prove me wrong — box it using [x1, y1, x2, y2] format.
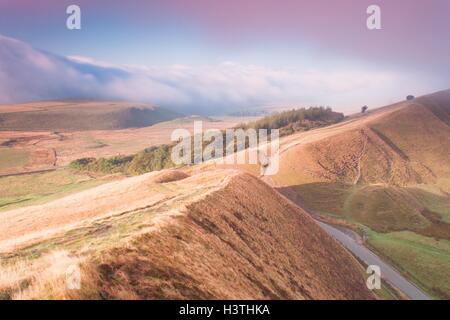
[269, 89, 450, 298]
[0, 169, 121, 212]
[0, 101, 181, 131]
[0, 170, 373, 300]
[1, 91, 448, 299]
[276, 93, 450, 188]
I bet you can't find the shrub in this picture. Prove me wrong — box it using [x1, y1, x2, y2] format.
[69, 155, 133, 173]
[238, 106, 343, 135]
[69, 158, 96, 170]
[127, 145, 173, 175]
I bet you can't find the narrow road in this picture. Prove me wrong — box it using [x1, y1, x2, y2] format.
[258, 111, 432, 300]
[317, 221, 431, 300]
[264, 175, 432, 299]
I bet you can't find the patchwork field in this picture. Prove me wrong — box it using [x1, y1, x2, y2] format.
[0, 169, 123, 212]
[0, 101, 255, 175]
[0, 148, 30, 171]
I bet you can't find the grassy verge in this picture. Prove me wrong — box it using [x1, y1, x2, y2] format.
[0, 169, 121, 212]
[367, 230, 450, 299]
[294, 183, 450, 299]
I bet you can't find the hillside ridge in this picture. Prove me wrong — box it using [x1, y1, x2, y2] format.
[0, 169, 373, 300]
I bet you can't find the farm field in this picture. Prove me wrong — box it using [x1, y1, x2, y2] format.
[0, 101, 255, 175]
[368, 230, 450, 299]
[0, 148, 30, 171]
[0, 169, 123, 212]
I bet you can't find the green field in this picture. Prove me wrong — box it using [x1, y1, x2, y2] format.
[295, 182, 450, 299]
[368, 230, 450, 299]
[0, 169, 121, 212]
[0, 148, 30, 171]
[295, 183, 450, 235]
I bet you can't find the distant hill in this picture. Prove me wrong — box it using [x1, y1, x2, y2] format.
[0, 101, 182, 131]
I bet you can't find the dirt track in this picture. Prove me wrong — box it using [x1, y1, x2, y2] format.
[0, 170, 231, 252]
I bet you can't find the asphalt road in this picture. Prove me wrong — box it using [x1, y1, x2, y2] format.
[317, 221, 431, 300]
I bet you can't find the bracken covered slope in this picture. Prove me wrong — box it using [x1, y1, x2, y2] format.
[0, 170, 373, 300]
[90, 172, 372, 299]
[274, 89, 450, 189]
[262, 90, 450, 298]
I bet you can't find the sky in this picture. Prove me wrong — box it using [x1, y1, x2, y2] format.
[0, 0, 449, 114]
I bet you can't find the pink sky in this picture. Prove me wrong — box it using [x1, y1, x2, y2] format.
[0, 1, 449, 113]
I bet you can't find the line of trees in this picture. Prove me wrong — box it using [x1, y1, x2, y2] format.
[237, 106, 344, 135]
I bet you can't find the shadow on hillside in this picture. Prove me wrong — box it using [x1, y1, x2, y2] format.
[276, 182, 450, 241]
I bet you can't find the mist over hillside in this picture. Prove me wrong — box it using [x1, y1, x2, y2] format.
[0, 34, 439, 115]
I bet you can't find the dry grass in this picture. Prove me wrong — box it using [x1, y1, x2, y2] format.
[0, 171, 164, 251]
[76, 172, 373, 300]
[294, 183, 450, 240]
[0, 170, 374, 300]
[0, 148, 30, 171]
[2, 91, 449, 300]
[272, 90, 450, 189]
[0, 169, 121, 212]
[266, 90, 450, 298]
[0, 112, 251, 174]
[0, 250, 98, 300]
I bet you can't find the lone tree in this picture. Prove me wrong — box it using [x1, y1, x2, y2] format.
[406, 95, 415, 101]
[361, 105, 368, 113]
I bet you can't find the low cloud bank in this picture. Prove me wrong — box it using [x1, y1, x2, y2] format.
[0, 35, 435, 114]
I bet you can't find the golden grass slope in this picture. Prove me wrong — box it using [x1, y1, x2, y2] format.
[266, 90, 450, 299]
[274, 89, 450, 190]
[0, 169, 373, 300]
[270, 89, 450, 241]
